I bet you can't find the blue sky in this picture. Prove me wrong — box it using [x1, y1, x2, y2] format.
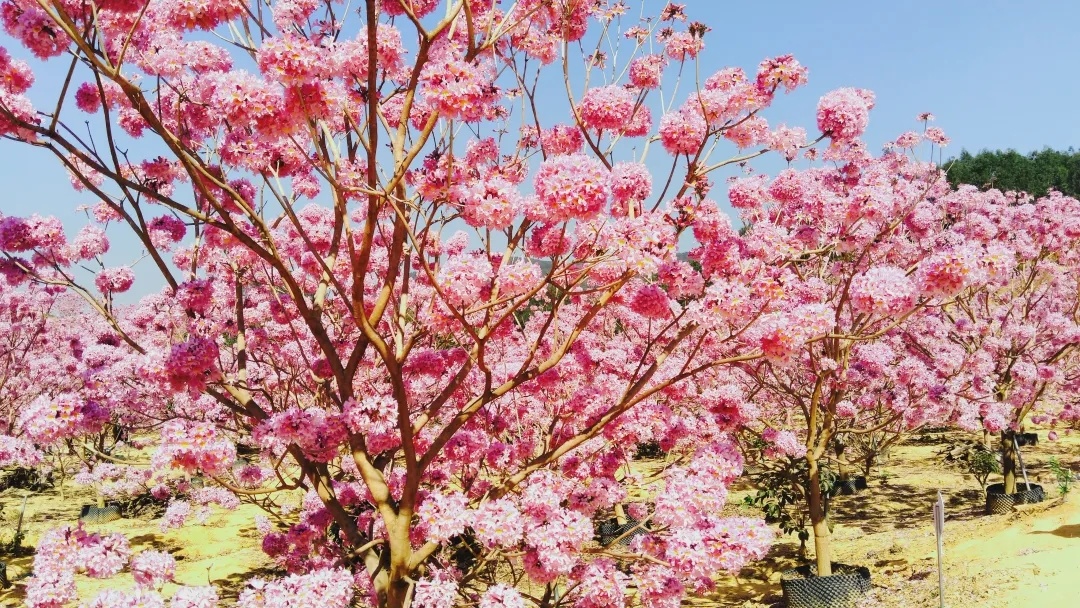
[0, 1, 1075, 294]
[688, 0, 1079, 155]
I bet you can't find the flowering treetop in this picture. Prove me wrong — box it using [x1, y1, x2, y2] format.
[0, 1, 1054, 607]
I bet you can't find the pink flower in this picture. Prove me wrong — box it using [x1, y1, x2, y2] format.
[473, 499, 525, 548]
[917, 248, 975, 298]
[1048, 431, 1059, 441]
[629, 54, 666, 89]
[849, 266, 918, 316]
[70, 226, 109, 260]
[164, 337, 221, 392]
[236, 568, 354, 608]
[160, 500, 192, 532]
[132, 550, 177, 589]
[85, 588, 166, 608]
[496, 261, 543, 299]
[817, 87, 875, 142]
[539, 124, 583, 155]
[629, 284, 672, 320]
[724, 115, 770, 149]
[893, 131, 921, 149]
[756, 54, 809, 93]
[479, 584, 526, 608]
[925, 126, 950, 146]
[417, 492, 469, 543]
[728, 175, 769, 211]
[663, 31, 704, 61]
[762, 428, 806, 458]
[456, 175, 521, 230]
[382, 0, 440, 17]
[148, 215, 187, 247]
[767, 124, 808, 161]
[171, 586, 219, 608]
[610, 162, 652, 216]
[436, 254, 493, 308]
[579, 85, 637, 131]
[95, 266, 135, 294]
[532, 153, 610, 222]
[659, 110, 707, 156]
[413, 572, 458, 608]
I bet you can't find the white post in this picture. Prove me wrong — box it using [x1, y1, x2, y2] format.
[1013, 436, 1031, 491]
[934, 490, 945, 608]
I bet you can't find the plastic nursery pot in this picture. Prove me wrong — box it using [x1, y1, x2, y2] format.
[79, 504, 122, 524]
[0, 560, 9, 589]
[835, 476, 868, 496]
[780, 563, 871, 608]
[596, 518, 648, 547]
[984, 483, 1045, 515]
[1014, 432, 1039, 447]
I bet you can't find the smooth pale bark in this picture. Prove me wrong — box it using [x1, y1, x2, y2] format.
[807, 453, 832, 576]
[1001, 430, 1019, 495]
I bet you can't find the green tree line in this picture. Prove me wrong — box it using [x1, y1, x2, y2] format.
[945, 147, 1080, 198]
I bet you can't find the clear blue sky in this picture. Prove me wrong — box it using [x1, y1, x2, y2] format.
[0, 0, 1075, 287]
[689, 0, 1079, 154]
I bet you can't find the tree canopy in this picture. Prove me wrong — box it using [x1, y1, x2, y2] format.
[946, 147, 1080, 198]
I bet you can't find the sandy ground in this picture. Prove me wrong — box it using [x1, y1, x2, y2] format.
[0, 430, 1077, 606]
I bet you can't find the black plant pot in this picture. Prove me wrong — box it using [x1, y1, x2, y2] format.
[985, 482, 1045, 514]
[1014, 432, 1038, 447]
[780, 563, 871, 608]
[79, 504, 122, 524]
[0, 561, 9, 589]
[596, 518, 648, 547]
[633, 441, 666, 460]
[835, 476, 868, 496]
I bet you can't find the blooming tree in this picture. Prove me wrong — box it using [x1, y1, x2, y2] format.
[0, 0, 1039, 605]
[921, 187, 1080, 494]
[0, 282, 149, 490]
[729, 122, 1020, 575]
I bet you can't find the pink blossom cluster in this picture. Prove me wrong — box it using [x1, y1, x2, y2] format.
[658, 110, 707, 156]
[532, 153, 611, 222]
[70, 225, 109, 260]
[420, 51, 500, 122]
[478, 584, 526, 608]
[95, 266, 136, 294]
[817, 87, 875, 142]
[254, 407, 347, 462]
[131, 550, 177, 589]
[413, 571, 458, 608]
[160, 500, 192, 532]
[26, 524, 131, 608]
[849, 266, 918, 316]
[236, 568, 354, 608]
[164, 336, 221, 392]
[155, 421, 237, 475]
[916, 248, 976, 298]
[762, 427, 806, 458]
[610, 161, 653, 217]
[752, 304, 832, 365]
[578, 85, 638, 132]
[74, 463, 152, 500]
[84, 587, 165, 608]
[20, 393, 109, 445]
[0, 434, 40, 467]
[0, 214, 66, 253]
[171, 586, 220, 608]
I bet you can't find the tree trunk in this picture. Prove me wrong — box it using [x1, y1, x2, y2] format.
[807, 455, 832, 576]
[1001, 430, 1018, 495]
[382, 514, 415, 608]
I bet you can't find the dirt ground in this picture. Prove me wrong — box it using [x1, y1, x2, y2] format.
[0, 430, 1077, 607]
